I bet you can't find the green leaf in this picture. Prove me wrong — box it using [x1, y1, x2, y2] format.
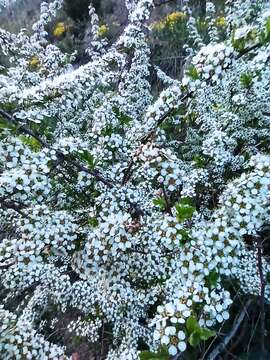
[139, 353, 167, 360]
[101, 124, 113, 136]
[19, 135, 42, 152]
[175, 197, 196, 222]
[139, 346, 169, 360]
[87, 217, 98, 227]
[188, 331, 201, 347]
[192, 155, 206, 168]
[231, 28, 246, 52]
[186, 65, 200, 80]
[177, 228, 191, 246]
[77, 150, 95, 169]
[240, 73, 253, 88]
[186, 316, 199, 334]
[113, 106, 133, 126]
[206, 270, 219, 288]
[153, 197, 167, 211]
[72, 335, 82, 346]
[199, 328, 216, 341]
[266, 17, 270, 41]
[0, 117, 16, 131]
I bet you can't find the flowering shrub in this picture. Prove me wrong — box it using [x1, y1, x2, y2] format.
[0, 0, 270, 359]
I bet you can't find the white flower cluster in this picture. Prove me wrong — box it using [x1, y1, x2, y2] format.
[68, 317, 102, 342]
[0, 307, 67, 359]
[193, 43, 234, 83]
[0, 138, 52, 203]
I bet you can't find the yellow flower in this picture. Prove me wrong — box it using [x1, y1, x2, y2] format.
[29, 56, 40, 68]
[150, 20, 165, 31]
[216, 17, 226, 27]
[97, 24, 109, 38]
[53, 22, 66, 37]
[151, 12, 186, 32]
[166, 11, 186, 25]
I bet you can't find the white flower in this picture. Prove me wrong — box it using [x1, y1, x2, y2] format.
[161, 335, 170, 345]
[168, 345, 177, 356]
[165, 326, 176, 336]
[178, 331, 185, 340]
[178, 341, 187, 352]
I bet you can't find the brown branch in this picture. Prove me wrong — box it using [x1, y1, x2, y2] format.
[0, 196, 26, 216]
[162, 184, 172, 215]
[70, 159, 114, 188]
[0, 108, 48, 147]
[236, 42, 263, 59]
[0, 258, 16, 270]
[0, 109, 114, 188]
[206, 300, 252, 360]
[227, 313, 249, 354]
[256, 234, 266, 354]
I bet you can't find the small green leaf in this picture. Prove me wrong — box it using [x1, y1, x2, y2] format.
[177, 228, 191, 246]
[199, 328, 216, 341]
[77, 150, 95, 169]
[186, 316, 199, 334]
[153, 197, 167, 211]
[240, 72, 253, 88]
[192, 155, 206, 168]
[113, 106, 133, 126]
[188, 331, 201, 347]
[175, 197, 196, 222]
[231, 28, 246, 52]
[19, 135, 42, 152]
[186, 65, 200, 80]
[87, 217, 98, 227]
[139, 346, 169, 360]
[0, 117, 17, 132]
[72, 335, 82, 346]
[101, 124, 113, 136]
[206, 270, 219, 288]
[266, 17, 270, 41]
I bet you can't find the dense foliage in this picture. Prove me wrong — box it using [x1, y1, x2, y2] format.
[0, 0, 270, 359]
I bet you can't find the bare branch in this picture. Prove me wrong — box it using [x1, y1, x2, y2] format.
[162, 184, 172, 215]
[256, 234, 266, 353]
[206, 300, 252, 360]
[0, 196, 26, 216]
[0, 258, 16, 270]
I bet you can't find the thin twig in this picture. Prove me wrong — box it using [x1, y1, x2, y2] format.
[201, 289, 241, 360]
[0, 258, 16, 269]
[256, 234, 266, 353]
[100, 322, 105, 359]
[0, 196, 26, 216]
[162, 184, 172, 215]
[246, 308, 261, 354]
[0, 108, 114, 188]
[206, 300, 252, 360]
